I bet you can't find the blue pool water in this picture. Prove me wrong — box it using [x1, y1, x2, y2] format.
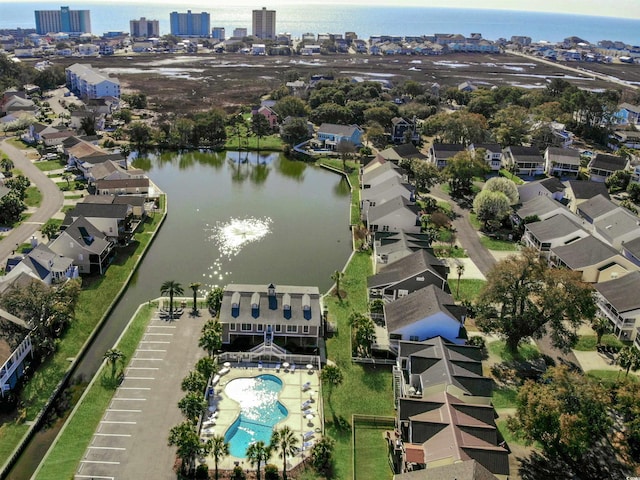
[223, 374, 288, 457]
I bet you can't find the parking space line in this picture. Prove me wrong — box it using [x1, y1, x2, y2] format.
[80, 460, 121, 465]
[94, 433, 132, 437]
[107, 409, 142, 413]
[100, 420, 137, 424]
[88, 446, 127, 451]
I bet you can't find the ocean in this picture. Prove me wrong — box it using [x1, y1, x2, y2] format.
[1, 2, 639, 46]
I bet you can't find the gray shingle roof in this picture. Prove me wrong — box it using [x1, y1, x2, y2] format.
[622, 236, 640, 259]
[589, 153, 627, 172]
[564, 180, 610, 201]
[526, 214, 585, 242]
[577, 194, 618, 221]
[318, 123, 360, 137]
[55, 216, 112, 254]
[550, 235, 620, 269]
[594, 208, 640, 240]
[367, 196, 419, 223]
[595, 271, 640, 313]
[385, 285, 463, 331]
[517, 195, 567, 219]
[368, 249, 447, 288]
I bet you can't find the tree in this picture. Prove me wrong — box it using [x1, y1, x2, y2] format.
[627, 182, 640, 203]
[507, 366, 611, 459]
[128, 121, 153, 149]
[195, 356, 218, 380]
[617, 346, 640, 377]
[189, 282, 201, 313]
[473, 190, 511, 230]
[411, 159, 440, 191]
[62, 171, 73, 189]
[119, 143, 131, 169]
[199, 319, 223, 357]
[606, 169, 631, 193]
[320, 364, 344, 411]
[423, 110, 488, 145]
[41, 219, 59, 241]
[246, 440, 271, 480]
[0, 192, 26, 225]
[365, 122, 387, 149]
[251, 113, 272, 152]
[335, 139, 356, 172]
[349, 311, 375, 357]
[273, 95, 309, 118]
[103, 348, 124, 379]
[181, 370, 207, 394]
[206, 287, 224, 315]
[160, 280, 183, 319]
[0, 156, 13, 174]
[330, 270, 344, 300]
[1, 279, 81, 356]
[443, 151, 489, 197]
[280, 117, 310, 146]
[270, 425, 299, 480]
[475, 248, 596, 354]
[491, 105, 530, 146]
[178, 391, 208, 424]
[455, 262, 465, 298]
[168, 422, 205, 476]
[80, 115, 96, 136]
[310, 436, 335, 476]
[483, 176, 519, 204]
[5, 174, 30, 200]
[591, 316, 611, 346]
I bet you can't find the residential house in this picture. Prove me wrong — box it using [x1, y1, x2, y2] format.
[368, 249, 449, 302]
[95, 177, 150, 197]
[62, 202, 133, 244]
[82, 194, 147, 219]
[563, 180, 610, 213]
[609, 129, 640, 150]
[517, 176, 565, 204]
[218, 283, 322, 351]
[315, 123, 363, 150]
[544, 147, 581, 177]
[41, 129, 75, 148]
[468, 143, 502, 171]
[613, 102, 640, 125]
[592, 208, 640, 249]
[502, 146, 544, 176]
[253, 105, 278, 130]
[16, 243, 78, 285]
[522, 214, 589, 256]
[514, 195, 573, 224]
[594, 271, 640, 343]
[0, 95, 35, 117]
[576, 194, 619, 224]
[0, 308, 33, 397]
[377, 144, 427, 165]
[392, 459, 499, 480]
[458, 81, 477, 93]
[65, 63, 121, 99]
[390, 117, 420, 144]
[365, 196, 421, 234]
[587, 153, 629, 182]
[621, 236, 640, 267]
[428, 143, 465, 169]
[373, 231, 434, 272]
[549, 235, 637, 283]
[384, 286, 466, 346]
[360, 177, 415, 219]
[361, 161, 406, 189]
[49, 216, 114, 275]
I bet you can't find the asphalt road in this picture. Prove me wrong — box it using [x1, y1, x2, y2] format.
[0, 138, 64, 266]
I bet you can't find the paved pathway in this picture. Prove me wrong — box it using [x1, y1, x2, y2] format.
[0, 138, 64, 265]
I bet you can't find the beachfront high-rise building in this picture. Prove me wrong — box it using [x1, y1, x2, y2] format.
[130, 17, 160, 38]
[232, 28, 248, 39]
[34, 6, 91, 35]
[169, 10, 210, 37]
[252, 7, 276, 40]
[212, 27, 225, 41]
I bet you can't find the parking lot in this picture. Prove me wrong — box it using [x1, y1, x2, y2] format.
[75, 308, 206, 480]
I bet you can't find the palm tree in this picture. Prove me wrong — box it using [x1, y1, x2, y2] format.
[0, 156, 14, 174]
[331, 270, 344, 300]
[189, 282, 201, 313]
[320, 364, 344, 412]
[456, 262, 465, 298]
[591, 316, 611, 346]
[161, 280, 183, 318]
[168, 421, 201, 476]
[206, 287, 224, 315]
[103, 348, 124, 379]
[199, 319, 223, 358]
[617, 346, 640, 377]
[62, 171, 73, 189]
[120, 143, 131, 170]
[246, 440, 271, 480]
[178, 392, 208, 424]
[210, 434, 229, 480]
[270, 425, 299, 480]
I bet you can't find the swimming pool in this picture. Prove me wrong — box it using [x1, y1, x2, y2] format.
[223, 374, 288, 457]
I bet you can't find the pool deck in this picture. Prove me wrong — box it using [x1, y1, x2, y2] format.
[201, 364, 323, 471]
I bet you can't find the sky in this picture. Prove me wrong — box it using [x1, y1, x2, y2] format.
[5, 0, 640, 18]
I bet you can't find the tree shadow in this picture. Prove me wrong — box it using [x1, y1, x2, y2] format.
[360, 365, 392, 392]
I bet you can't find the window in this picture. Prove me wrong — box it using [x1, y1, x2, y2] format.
[286, 325, 297, 333]
[241, 323, 252, 331]
[398, 289, 409, 297]
[257, 324, 264, 332]
[409, 335, 419, 341]
[229, 323, 236, 331]
[275, 325, 282, 332]
[416, 276, 425, 282]
[303, 325, 309, 334]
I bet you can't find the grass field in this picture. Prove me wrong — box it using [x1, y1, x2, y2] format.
[492, 385, 519, 409]
[448, 278, 486, 303]
[34, 304, 155, 480]
[488, 340, 540, 363]
[479, 235, 519, 251]
[34, 160, 65, 172]
[574, 334, 625, 351]
[353, 421, 394, 480]
[25, 186, 42, 208]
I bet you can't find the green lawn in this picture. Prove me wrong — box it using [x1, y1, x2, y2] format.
[433, 246, 467, 258]
[34, 160, 65, 172]
[586, 369, 639, 386]
[448, 279, 486, 303]
[488, 340, 540, 363]
[436, 200, 453, 216]
[468, 212, 482, 230]
[479, 235, 519, 251]
[6, 138, 28, 150]
[35, 304, 155, 480]
[499, 169, 525, 185]
[496, 418, 528, 447]
[492, 385, 518, 409]
[574, 334, 625, 351]
[0, 209, 165, 465]
[323, 252, 395, 480]
[25, 186, 42, 207]
[353, 423, 393, 480]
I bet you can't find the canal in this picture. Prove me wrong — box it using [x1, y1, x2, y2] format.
[9, 151, 353, 479]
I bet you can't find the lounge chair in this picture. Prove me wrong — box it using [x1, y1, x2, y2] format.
[303, 431, 314, 441]
[290, 364, 296, 373]
[301, 400, 312, 410]
[303, 441, 314, 450]
[302, 408, 314, 417]
[301, 381, 311, 391]
[275, 363, 281, 372]
[258, 362, 263, 371]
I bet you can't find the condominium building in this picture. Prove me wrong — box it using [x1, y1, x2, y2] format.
[169, 10, 210, 37]
[65, 64, 120, 99]
[252, 7, 276, 40]
[34, 6, 91, 35]
[130, 17, 160, 38]
[232, 28, 248, 39]
[212, 27, 225, 41]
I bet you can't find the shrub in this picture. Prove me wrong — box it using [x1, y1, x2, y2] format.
[264, 464, 279, 480]
[231, 465, 246, 479]
[195, 464, 209, 479]
[467, 335, 486, 350]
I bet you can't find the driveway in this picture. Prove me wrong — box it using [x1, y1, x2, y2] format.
[0, 138, 64, 265]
